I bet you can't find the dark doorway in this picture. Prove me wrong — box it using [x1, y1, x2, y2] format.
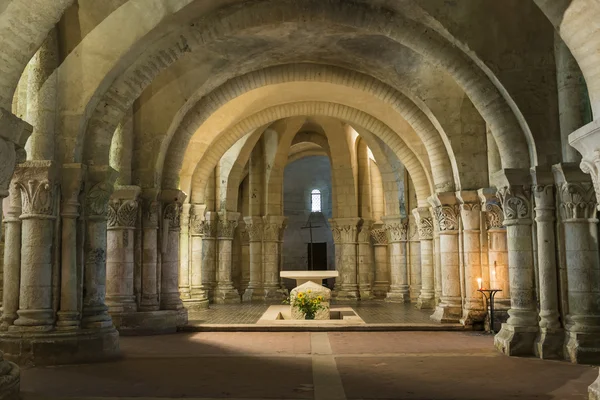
[307, 242, 327, 271]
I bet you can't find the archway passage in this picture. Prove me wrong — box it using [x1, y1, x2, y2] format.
[1, 0, 600, 399]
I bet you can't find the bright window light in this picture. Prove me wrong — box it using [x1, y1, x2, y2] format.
[311, 189, 322, 212]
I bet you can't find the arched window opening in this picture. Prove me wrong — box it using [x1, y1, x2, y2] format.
[311, 189, 322, 212]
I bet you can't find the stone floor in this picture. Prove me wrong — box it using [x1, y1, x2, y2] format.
[188, 301, 439, 325]
[21, 331, 598, 400]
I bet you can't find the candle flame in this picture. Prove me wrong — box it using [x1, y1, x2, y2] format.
[477, 277, 482, 290]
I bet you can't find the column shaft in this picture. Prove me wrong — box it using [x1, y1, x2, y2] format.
[215, 211, 240, 304]
[357, 220, 374, 300]
[1, 188, 21, 329]
[179, 204, 191, 300]
[384, 217, 409, 303]
[160, 199, 184, 310]
[139, 198, 159, 311]
[370, 227, 389, 298]
[330, 218, 360, 301]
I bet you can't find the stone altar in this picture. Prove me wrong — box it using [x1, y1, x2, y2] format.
[289, 281, 331, 320]
[280, 270, 339, 286]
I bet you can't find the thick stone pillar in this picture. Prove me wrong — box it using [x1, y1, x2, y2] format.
[457, 191, 485, 325]
[357, 219, 374, 300]
[179, 204, 191, 301]
[0, 132, 27, 400]
[408, 218, 421, 302]
[370, 225, 389, 298]
[12, 161, 57, 330]
[432, 215, 442, 304]
[215, 211, 240, 303]
[186, 205, 209, 310]
[383, 216, 410, 303]
[554, 163, 600, 363]
[160, 190, 185, 311]
[200, 211, 218, 302]
[494, 172, 538, 357]
[330, 218, 361, 301]
[139, 192, 160, 311]
[1, 186, 20, 330]
[532, 180, 563, 360]
[81, 166, 118, 329]
[105, 186, 140, 314]
[243, 216, 264, 301]
[56, 164, 86, 330]
[479, 189, 510, 329]
[413, 208, 435, 309]
[239, 223, 251, 295]
[430, 194, 462, 322]
[262, 215, 286, 301]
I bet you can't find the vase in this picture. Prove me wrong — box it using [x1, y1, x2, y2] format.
[305, 313, 315, 320]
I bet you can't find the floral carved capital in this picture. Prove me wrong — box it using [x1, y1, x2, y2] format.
[497, 186, 531, 221]
[370, 228, 388, 245]
[557, 182, 597, 221]
[107, 200, 138, 228]
[432, 205, 459, 232]
[163, 203, 182, 231]
[384, 221, 408, 242]
[417, 217, 433, 240]
[86, 182, 112, 219]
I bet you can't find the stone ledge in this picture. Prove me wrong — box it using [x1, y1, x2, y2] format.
[112, 309, 188, 336]
[0, 328, 120, 367]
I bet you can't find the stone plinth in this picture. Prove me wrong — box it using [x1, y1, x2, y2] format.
[111, 309, 187, 336]
[289, 281, 331, 320]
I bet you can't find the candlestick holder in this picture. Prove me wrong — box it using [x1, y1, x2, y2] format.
[477, 289, 502, 334]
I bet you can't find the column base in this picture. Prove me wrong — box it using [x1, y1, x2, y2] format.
[0, 359, 19, 400]
[534, 328, 564, 360]
[55, 311, 81, 331]
[111, 309, 188, 336]
[335, 287, 360, 302]
[416, 296, 436, 310]
[385, 291, 410, 303]
[182, 298, 209, 311]
[81, 305, 113, 329]
[372, 283, 390, 299]
[359, 289, 374, 301]
[242, 287, 265, 302]
[0, 327, 120, 366]
[179, 288, 191, 300]
[589, 369, 600, 400]
[430, 303, 461, 323]
[214, 286, 241, 304]
[460, 309, 486, 327]
[263, 286, 286, 302]
[494, 323, 538, 356]
[139, 295, 160, 312]
[565, 331, 600, 364]
[160, 294, 184, 311]
[106, 297, 137, 314]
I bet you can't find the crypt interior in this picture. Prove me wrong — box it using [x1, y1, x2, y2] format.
[2, 1, 600, 399]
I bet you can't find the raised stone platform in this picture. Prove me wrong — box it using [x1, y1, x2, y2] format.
[0, 327, 120, 366]
[111, 309, 188, 336]
[257, 305, 365, 326]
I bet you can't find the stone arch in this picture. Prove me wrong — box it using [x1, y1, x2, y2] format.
[73, 0, 534, 180]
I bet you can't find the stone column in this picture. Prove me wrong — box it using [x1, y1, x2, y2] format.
[383, 216, 410, 303]
[139, 192, 160, 311]
[330, 218, 361, 301]
[262, 215, 287, 301]
[239, 223, 251, 294]
[370, 225, 389, 298]
[432, 214, 442, 304]
[243, 216, 264, 301]
[179, 204, 191, 301]
[457, 191, 485, 325]
[200, 211, 218, 302]
[215, 211, 240, 303]
[554, 163, 600, 363]
[479, 189, 510, 329]
[0, 123, 29, 400]
[408, 217, 421, 302]
[56, 164, 86, 330]
[105, 186, 140, 314]
[12, 161, 57, 331]
[81, 166, 118, 329]
[1, 185, 21, 329]
[186, 205, 209, 309]
[357, 219, 374, 300]
[531, 181, 563, 359]
[493, 173, 538, 356]
[430, 193, 462, 323]
[414, 208, 435, 309]
[160, 190, 185, 311]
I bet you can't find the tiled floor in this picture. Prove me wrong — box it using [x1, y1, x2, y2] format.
[188, 301, 436, 325]
[20, 331, 598, 399]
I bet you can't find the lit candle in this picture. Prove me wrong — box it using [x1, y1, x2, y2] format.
[477, 277, 482, 290]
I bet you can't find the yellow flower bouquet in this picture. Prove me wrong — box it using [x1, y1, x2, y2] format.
[283, 289, 325, 319]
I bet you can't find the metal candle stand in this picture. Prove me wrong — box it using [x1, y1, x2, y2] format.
[477, 289, 502, 334]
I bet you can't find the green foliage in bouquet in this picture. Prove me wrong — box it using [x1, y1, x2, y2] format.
[283, 289, 325, 319]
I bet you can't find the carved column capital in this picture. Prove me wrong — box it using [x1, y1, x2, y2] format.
[217, 211, 240, 239]
[553, 162, 598, 221]
[382, 215, 408, 243]
[569, 120, 600, 210]
[199, 211, 218, 238]
[477, 188, 504, 230]
[243, 216, 263, 242]
[262, 215, 287, 242]
[412, 207, 433, 240]
[107, 186, 140, 229]
[85, 166, 118, 221]
[429, 192, 460, 233]
[13, 160, 58, 219]
[496, 186, 532, 225]
[160, 189, 186, 232]
[457, 191, 481, 231]
[357, 219, 374, 243]
[329, 217, 361, 244]
[370, 226, 388, 245]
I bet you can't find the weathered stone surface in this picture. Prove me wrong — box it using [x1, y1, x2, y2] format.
[289, 281, 331, 320]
